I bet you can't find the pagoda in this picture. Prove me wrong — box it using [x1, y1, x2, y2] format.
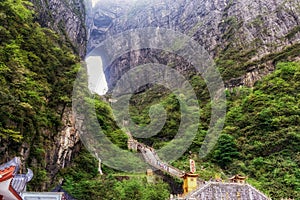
[0, 157, 33, 200]
[228, 174, 247, 184]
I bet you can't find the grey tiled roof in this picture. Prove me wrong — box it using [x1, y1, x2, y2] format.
[0, 157, 33, 194]
[12, 168, 33, 193]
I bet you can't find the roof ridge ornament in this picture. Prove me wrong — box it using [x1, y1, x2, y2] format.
[0, 157, 34, 200]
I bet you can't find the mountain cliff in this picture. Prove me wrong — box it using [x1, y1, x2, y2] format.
[88, 0, 300, 89]
[31, 0, 87, 57]
[29, 0, 88, 187]
[0, 0, 299, 199]
[81, 0, 300, 199]
[0, 0, 87, 191]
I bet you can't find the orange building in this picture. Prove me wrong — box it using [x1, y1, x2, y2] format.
[182, 173, 199, 195]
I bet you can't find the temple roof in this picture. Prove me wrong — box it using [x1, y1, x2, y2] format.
[0, 157, 21, 175]
[11, 169, 33, 193]
[228, 174, 246, 180]
[0, 157, 33, 200]
[0, 158, 22, 200]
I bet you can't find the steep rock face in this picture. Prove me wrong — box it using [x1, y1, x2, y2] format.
[32, 0, 88, 188]
[31, 0, 87, 57]
[47, 107, 81, 181]
[88, 0, 300, 88]
[28, 0, 87, 189]
[0, 0, 88, 191]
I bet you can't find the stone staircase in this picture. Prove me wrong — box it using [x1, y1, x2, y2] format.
[126, 131, 185, 178]
[126, 131, 270, 200]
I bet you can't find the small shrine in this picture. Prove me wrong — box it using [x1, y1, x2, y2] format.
[182, 173, 199, 195]
[146, 169, 155, 184]
[182, 159, 199, 195]
[228, 174, 247, 183]
[0, 157, 33, 200]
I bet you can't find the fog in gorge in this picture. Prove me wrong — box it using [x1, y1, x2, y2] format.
[86, 56, 108, 95]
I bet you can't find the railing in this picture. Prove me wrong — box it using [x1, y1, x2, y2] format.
[126, 131, 185, 178]
[137, 142, 185, 178]
[125, 132, 270, 200]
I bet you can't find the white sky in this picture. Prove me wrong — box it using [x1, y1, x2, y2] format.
[91, 0, 98, 7]
[86, 56, 108, 95]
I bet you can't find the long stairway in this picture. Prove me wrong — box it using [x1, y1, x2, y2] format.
[137, 143, 185, 178]
[126, 131, 185, 178]
[126, 132, 271, 200]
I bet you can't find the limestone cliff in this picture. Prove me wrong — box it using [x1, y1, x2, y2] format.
[31, 0, 88, 57]
[28, 0, 88, 190]
[3, 0, 298, 192]
[0, 0, 89, 190]
[88, 0, 300, 88]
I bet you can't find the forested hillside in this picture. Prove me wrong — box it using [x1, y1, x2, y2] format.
[0, 0, 80, 190]
[0, 0, 299, 199]
[221, 62, 300, 198]
[59, 61, 300, 199]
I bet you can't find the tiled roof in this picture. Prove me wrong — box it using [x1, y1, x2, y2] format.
[0, 166, 15, 182]
[0, 161, 22, 200]
[0, 157, 33, 195]
[12, 169, 33, 193]
[0, 157, 20, 175]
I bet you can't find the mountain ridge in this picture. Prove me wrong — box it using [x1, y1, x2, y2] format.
[88, 0, 300, 89]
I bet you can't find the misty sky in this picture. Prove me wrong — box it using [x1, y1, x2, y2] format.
[86, 56, 108, 95]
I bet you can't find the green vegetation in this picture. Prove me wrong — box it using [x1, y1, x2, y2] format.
[93, 96, 128, 149]
[212, 134, 239, 169]
[0, 0, 80, 190]
[167, 61, 300, 199]
[60, 149, 170, 200]
[171, 61, 299, 199]
[76, 62, 299, 199]
[1, 0, 299, 199]
[221, 62, 300, 198]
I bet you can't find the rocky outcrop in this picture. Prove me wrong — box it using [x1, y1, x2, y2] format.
[88, 0, 300, 88]
[0, 0, 88, 192]
[28, 0, 87, 189]
[47, 107, 81, 180]
[31, 0, 88, 57]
